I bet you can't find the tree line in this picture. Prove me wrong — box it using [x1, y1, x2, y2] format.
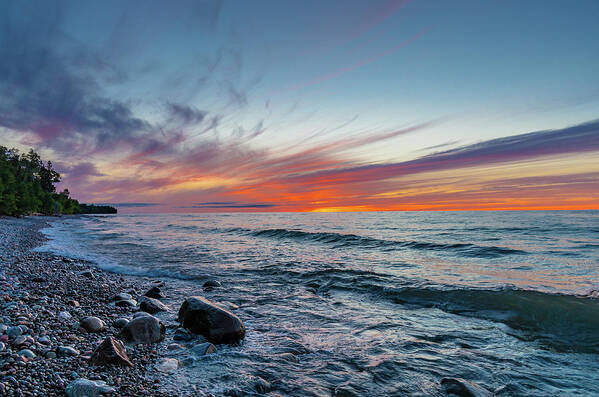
[0, 146, 117, 216]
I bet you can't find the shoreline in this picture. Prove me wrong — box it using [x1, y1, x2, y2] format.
[0, 216, 181, 396]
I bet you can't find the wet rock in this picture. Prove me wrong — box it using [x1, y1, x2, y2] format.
[38, 335, 51, 344]
[173, 327, 194, 341]
[139, 296, 168, 314]
[133, 311, 151, 318]
[203, 279, 221, 289]
[58, 311, 73, 321]
[144, 286, 165, 299]
[191, 342, 216, 356]
[441, 378, 493, 397]
[18, 349, 36, 358]
[118, 314, 165, 344]
[57, 345, 80, 357]
[113, 318, 129, 328]
[78, 269, 95, 279]
[113, 292, 133, 301]
[6, 326, 22, 337]
[115, 299, 137, 307]
[80, 316, 105, 333]
[0, 342, 5, 351]
[156, 357, 179, 373]
[45, 351, 57, 359]
[178, 296, 246, 344]
[65, 378, 115, 396]
[11, 335, 27, 346]
[90, 336, 133, 367]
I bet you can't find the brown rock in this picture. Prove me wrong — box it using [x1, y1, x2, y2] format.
[90, 337, 133, 367]
[118, 314, 165, 344]
[178, 296, 245, 344]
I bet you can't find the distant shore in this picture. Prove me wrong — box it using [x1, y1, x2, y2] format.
[0, 216, 173, 396]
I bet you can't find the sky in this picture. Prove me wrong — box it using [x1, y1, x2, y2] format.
[1, 0, 598, 212]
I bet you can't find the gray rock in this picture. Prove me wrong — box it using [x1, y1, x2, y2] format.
[57, 346, 80, 357]
[0, 342, 5, 351]
[6, 326, 22, 337]
[173, 327, 194, 341]
[191, 342, 216, 356]
[113, 318, 129, 328]
[178, 296, 246, 344]
[45, 351, 57, 359]
[155, 357, 179, 373]
[58, 311, 73, 321]
[80, 316, 105, 333]
[441, 378, 493, 397]
[203, 279, 221, 288]
[65, 378, 115, 397]
[118, 314, 165, 344]
[0, 324, 7, 333]
[38, 336, 51, 345]
[18, 349, 36, 358]
[11, 335, 26, 346]
[112, 293, 133, 301]
[144, 286, 165, 299]
[114, 299, 137, 307]
[139, 296, 168, 314]
[90, 337, 133, 367]
[133, 311, 150, 318]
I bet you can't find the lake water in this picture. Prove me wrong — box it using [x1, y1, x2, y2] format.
[36, 211, 599, 395]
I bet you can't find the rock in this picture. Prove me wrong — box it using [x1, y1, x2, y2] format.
[38, 336, 51, 345]
[57, 346, 80, 357]
[45, 351, 57, 359]
[191, 342, 216, 356]
[78, 269, 95, 279]
[65, 378, 115, 397]
[11, 335, 26, 346]
[139, 296, 168, 314]
[90, 336, 133, 367]
[144, 286, 165, 299]
[80, 316, 105, 333]
[113, 292, 133, 301]
[203, 279, 221, 288]
[114, 299, 137, 307]
[0, 342, 5, 351]
[6, 326, 22, 337]
[113, 318, 129, 328]
[118, 314, 165, 344]
[178, 296, 246, 344]
[32, 276, 46, 282]
[441, 378, 493, 397]
[155, 358, 179, 373]
[173, 327, 194, 341]
[58, 311, 73, 321]
[133, 311, 150, 318]
[18, 349, 36, 358]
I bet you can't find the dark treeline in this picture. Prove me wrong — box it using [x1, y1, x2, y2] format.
[0, 146, 117, 216]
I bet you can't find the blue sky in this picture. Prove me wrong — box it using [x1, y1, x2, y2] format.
[1, 0, 598, 211]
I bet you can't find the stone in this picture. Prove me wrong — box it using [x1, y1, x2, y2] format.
[0, 342, 5, 351]
[11, 335, 26, 346]
[112, 293, 133, 301]
[45, 351, 57, 359]
[440, 378, 493, 397]
[114, 299, 137, 307]
[144, 286, 165, 299]
[113, 318, 129, 328]
[57, 346, 80, 357]
[65, 378, 115, 397]
[173, 327, 194, 341]
[203, 279, 221, 288]
[90, 336, 133, 367]
[133, 311, 150, 318]
[38, 336, 51, 344]
[6, 326, 22, 337]
[18, 349, 36, 358]
[58, 311, 73, 321]
[178, 296, 246, 344]
[80, 316, 105, 333]
[78, 269, 95, 279]
[155, 357, 179, 373]
[191, 342, 216, 356]
[118, 314, 165, 344]
[139, 296, 168, 314]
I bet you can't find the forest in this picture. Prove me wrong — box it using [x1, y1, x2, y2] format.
[0, 146, 116, 216]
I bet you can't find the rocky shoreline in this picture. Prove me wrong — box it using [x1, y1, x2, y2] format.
[0, 216, 248, 397]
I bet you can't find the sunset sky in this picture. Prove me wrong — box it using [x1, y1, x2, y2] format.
[1, 0, 598, 212]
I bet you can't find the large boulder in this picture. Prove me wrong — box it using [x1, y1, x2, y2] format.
[178, 296, 245, 344]
[144, 286, 165, 299]
[139, 297, 168, 314]
[90, 336, 133, 367]
[118, 314, 165, 344]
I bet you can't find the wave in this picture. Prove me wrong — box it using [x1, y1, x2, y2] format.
[243, 228, 526, 258]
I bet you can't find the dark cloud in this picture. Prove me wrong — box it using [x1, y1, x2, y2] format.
[165, 103, 207, 126]
[55, 161, 104, 181]
[0, 0, 151, 155]
[107, 203, 161, 207]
